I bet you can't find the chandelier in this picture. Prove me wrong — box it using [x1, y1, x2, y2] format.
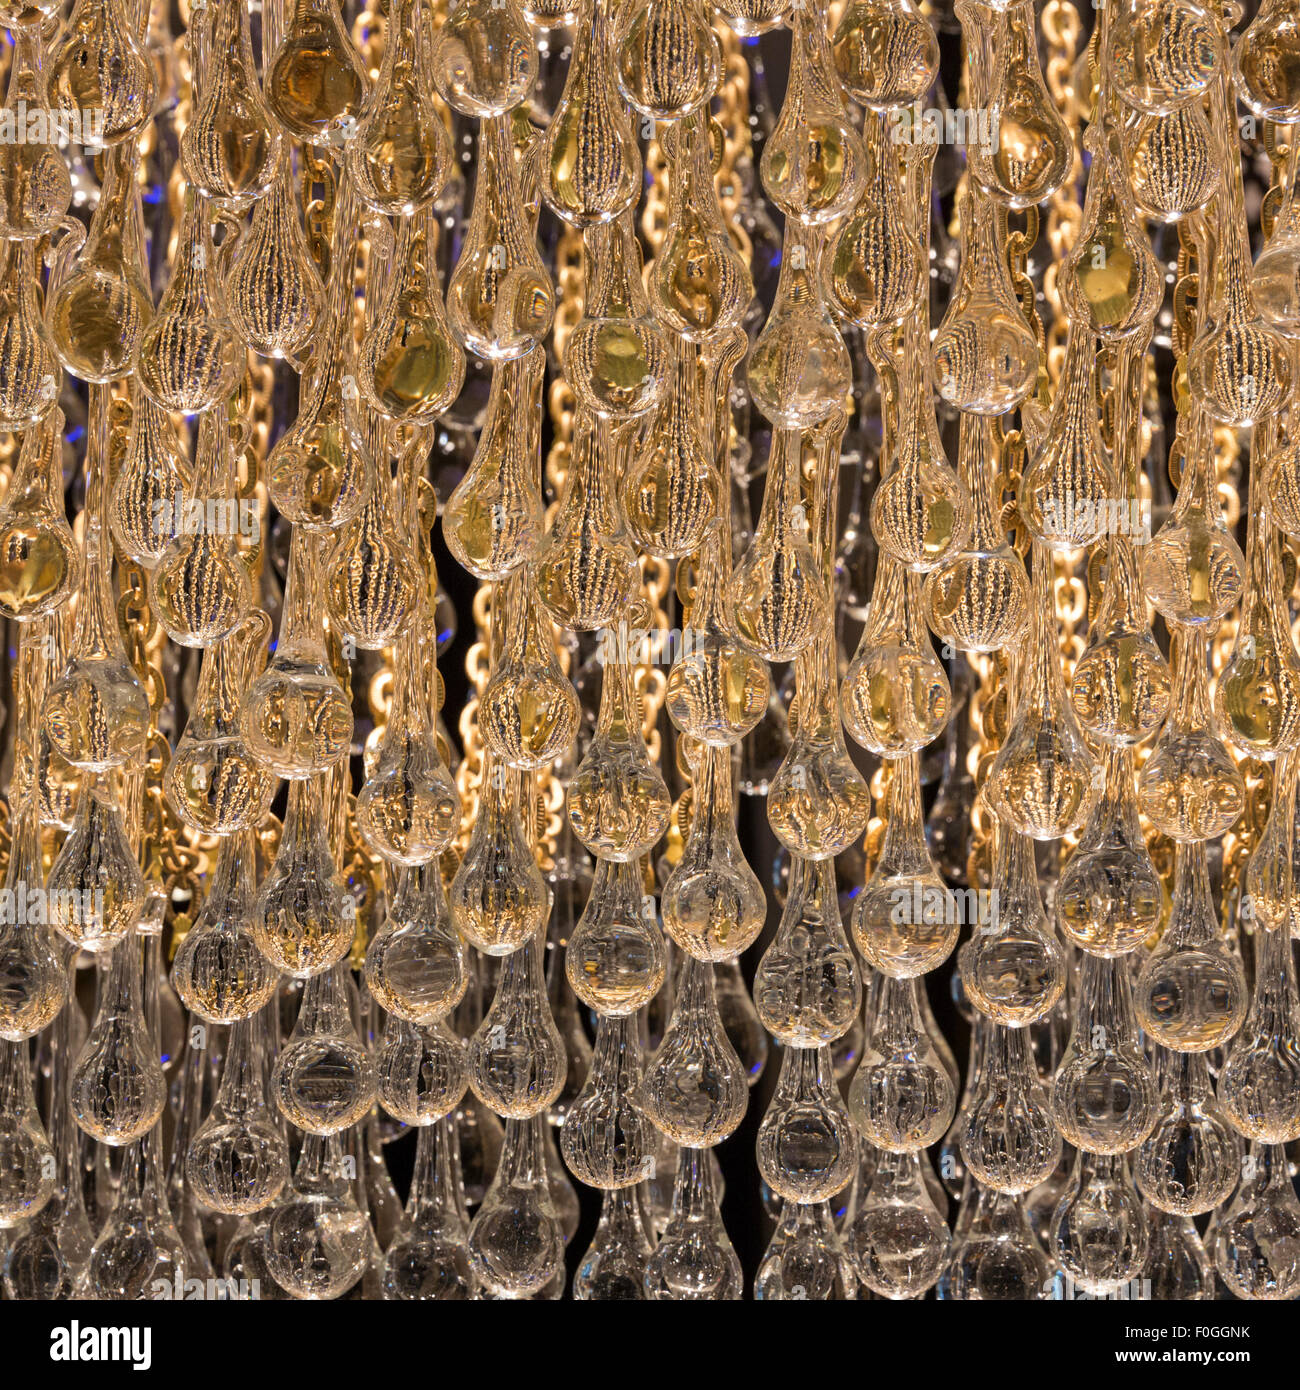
[0, 0, 1296, 1306]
